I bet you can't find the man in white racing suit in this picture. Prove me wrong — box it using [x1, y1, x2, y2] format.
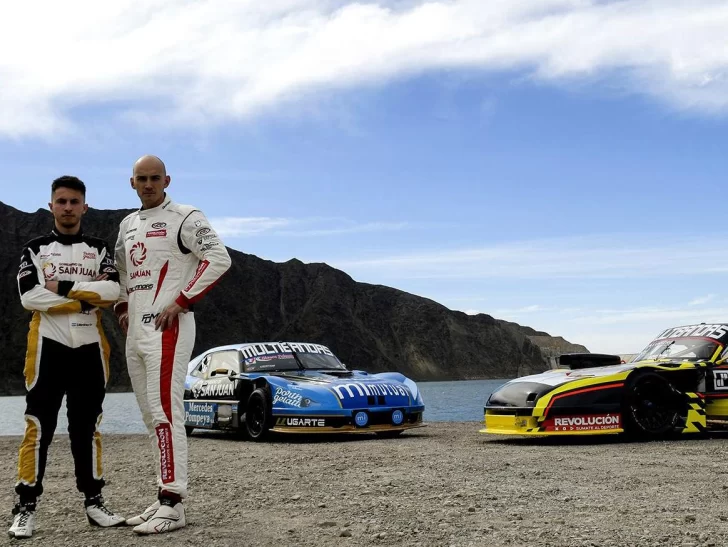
[114, 155, 231, 535]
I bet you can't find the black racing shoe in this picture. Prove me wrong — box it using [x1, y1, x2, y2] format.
[84, 495, 126, 527]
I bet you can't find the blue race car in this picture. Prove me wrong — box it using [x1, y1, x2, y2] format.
[183, 341, 425, 440]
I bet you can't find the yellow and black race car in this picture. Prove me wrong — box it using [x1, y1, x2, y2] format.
[481, 323, 728, 438]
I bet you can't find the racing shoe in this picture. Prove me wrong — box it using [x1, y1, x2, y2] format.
[132, 499, 185, 535]
[84, 495, 126, 527]
[8, 502, 36, 539]
[125, 500, 160, 526]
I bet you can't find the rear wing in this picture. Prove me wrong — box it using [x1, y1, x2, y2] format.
[550, 353, 622, 370]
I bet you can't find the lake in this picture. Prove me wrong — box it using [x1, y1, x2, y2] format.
[0, 378, 509, 435]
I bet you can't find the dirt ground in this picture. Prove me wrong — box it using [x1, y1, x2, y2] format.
[1, 422, 727, 546]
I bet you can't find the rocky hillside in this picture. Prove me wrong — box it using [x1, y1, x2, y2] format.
[0, 202, 587, 395]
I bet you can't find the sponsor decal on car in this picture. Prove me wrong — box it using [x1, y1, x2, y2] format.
[654, 324, 728, 341]
[273, 388, 303, 407]
[191, 380, 235, 399]
[184, 401, 216, 427]
[714, 371, 728, 390]
[275, 417, 326, 427]
[542, 414, 621, 432]
[332, 382, 410, 400]
[241, 342, 334, 359]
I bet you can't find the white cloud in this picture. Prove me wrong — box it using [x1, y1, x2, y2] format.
[330, 234, 728, 280]
[211, 216, 408, 237]
[2, 0, 728, 137]
[689, 294, 716, 306]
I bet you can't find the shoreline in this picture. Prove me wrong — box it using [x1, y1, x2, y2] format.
[1, 422, 726, 546]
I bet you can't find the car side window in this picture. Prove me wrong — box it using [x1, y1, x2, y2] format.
[206, 350, 240, 378]
[191, 354, 212, 378]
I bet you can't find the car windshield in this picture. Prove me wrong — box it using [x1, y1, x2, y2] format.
[296, 352, 347, 371]
[633, 337, 721, 362]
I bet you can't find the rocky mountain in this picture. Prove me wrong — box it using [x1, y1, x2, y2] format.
[0, 201, 587, 395]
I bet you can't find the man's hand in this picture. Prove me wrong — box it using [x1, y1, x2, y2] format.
[45, 280, 59, 294]
[118, 312, 129, 335]
[155, 302, 187, 331]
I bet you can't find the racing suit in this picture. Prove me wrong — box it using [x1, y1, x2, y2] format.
[114, 196, 231, 499]
[15, 229, 120, 502]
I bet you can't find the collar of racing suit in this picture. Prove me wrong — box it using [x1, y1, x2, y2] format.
[138, 194, 172, 219]
[50, 228, 84, 245]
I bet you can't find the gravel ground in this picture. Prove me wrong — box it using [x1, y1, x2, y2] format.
[1, 423, 728, 546]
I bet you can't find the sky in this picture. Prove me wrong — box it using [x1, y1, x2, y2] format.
[1, 0, 728, 354]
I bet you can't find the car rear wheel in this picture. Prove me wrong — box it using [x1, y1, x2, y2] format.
[623, 372, 681, 438]
[245, 388, 272, 441]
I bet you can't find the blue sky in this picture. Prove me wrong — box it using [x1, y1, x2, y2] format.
[2, 0, 728, 354]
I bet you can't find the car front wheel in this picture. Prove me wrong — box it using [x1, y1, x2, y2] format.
[623, 372, 681, 438]
[244, 388, 272, 441]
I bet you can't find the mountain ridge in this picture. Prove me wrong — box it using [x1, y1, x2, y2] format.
[0, 201, 587, 395]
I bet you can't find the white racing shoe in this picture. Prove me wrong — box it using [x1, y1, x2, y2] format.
[126, 500, 160, 526]
[8, 503, 36, 539]
[84, 495, 126, 527]
[132, 500, 185, 535]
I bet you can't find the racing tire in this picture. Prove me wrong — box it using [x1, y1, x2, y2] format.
[185, 426, 194, 437]
[375, 430, 404, 439]
[244, 388, 272, 441]
[622, 372, 681, 439]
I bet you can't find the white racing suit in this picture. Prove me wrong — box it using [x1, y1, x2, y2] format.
[114, 196, 231, 499]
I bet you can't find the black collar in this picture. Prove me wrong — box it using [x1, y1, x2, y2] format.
[51, 228, 84, 245]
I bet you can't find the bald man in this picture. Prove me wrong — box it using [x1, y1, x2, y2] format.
[114, 156, 231, 534]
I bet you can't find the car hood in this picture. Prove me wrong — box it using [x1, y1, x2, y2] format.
[510, 363, 639, 387]
[258, 370, 416, 408]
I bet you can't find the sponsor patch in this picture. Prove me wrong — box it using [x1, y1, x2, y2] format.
[155, 424, 175, 483]
[130, 269, 151, 280]
[146, 229, 167, 238]
[542, 414, 621, 432]
[128, 283, 154, 293]
[141, 313, 159, 324]
[195, 227, 211, 237]
[151, 222, 167, 229]
[83, 251, 96, 260]
[17, 270, 32, 279]
[130, 242, 147, 267]
[42, 263, 56, 280]
[19, 261, 30, 270]
[194, 220, 202, 227]
[184, 261, 209, 292]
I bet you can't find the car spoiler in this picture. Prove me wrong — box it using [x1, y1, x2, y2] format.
[551, 353, 623, 370]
